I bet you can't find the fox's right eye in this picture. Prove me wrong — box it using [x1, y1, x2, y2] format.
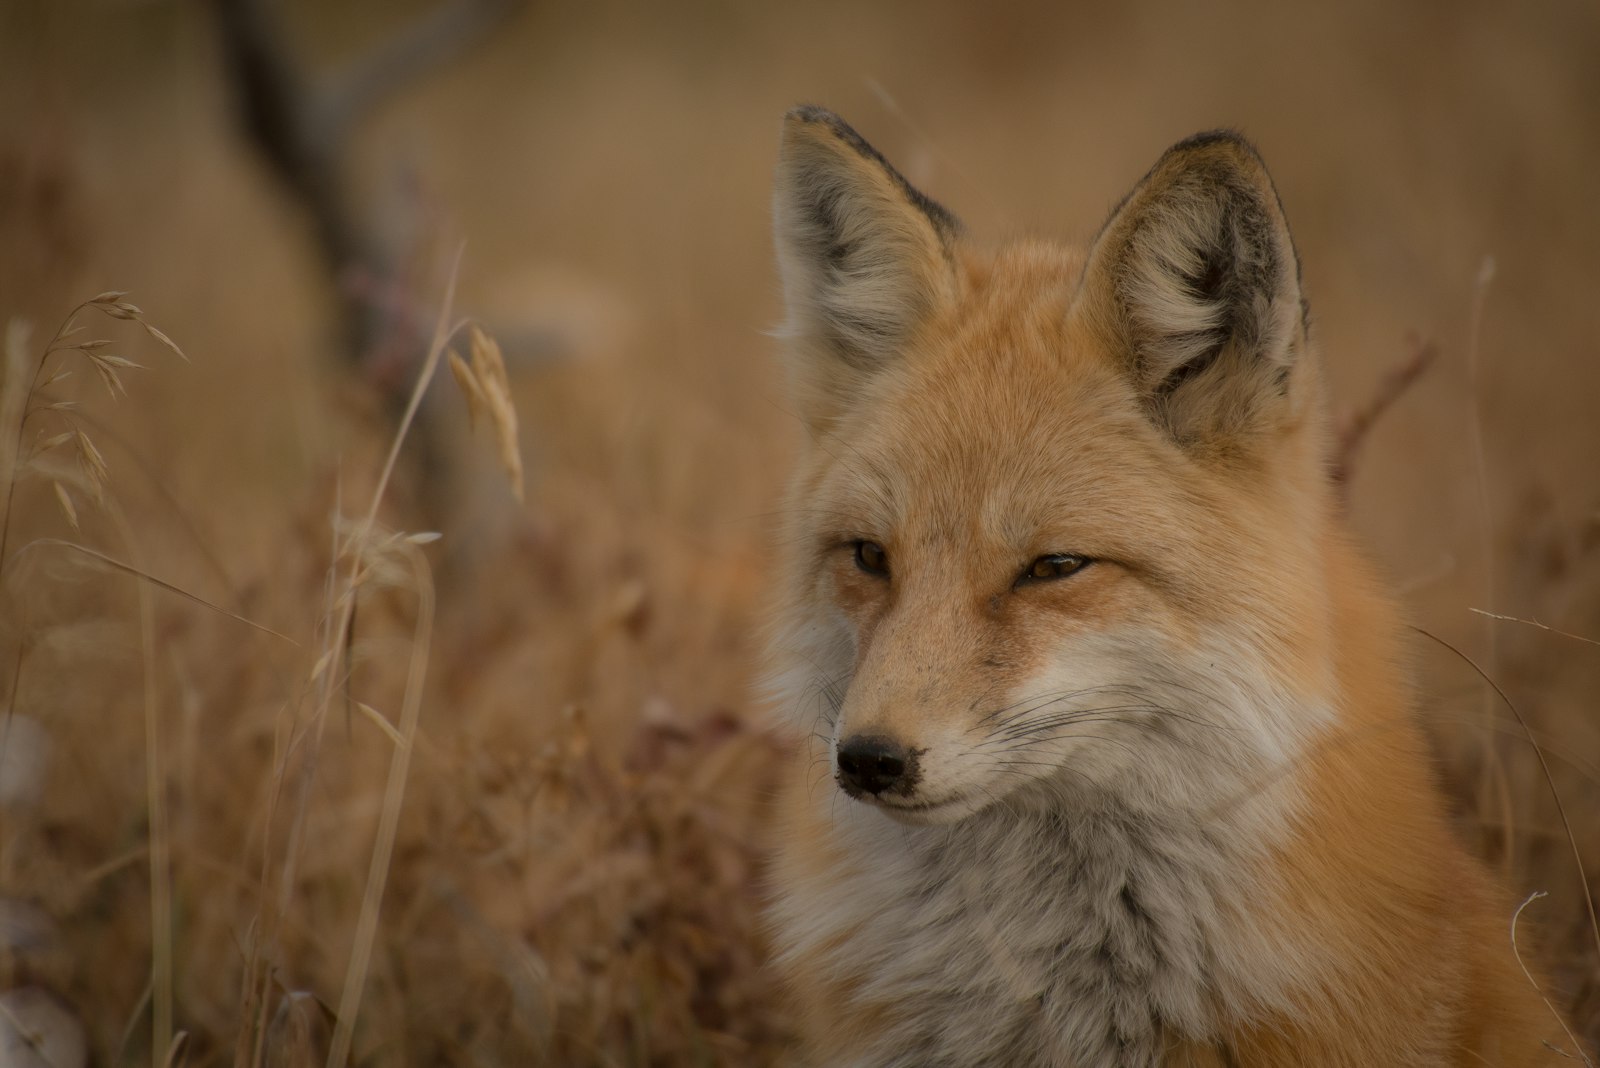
[853, 540, 890, 577]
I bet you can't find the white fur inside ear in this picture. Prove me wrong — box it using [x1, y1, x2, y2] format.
[772, 114, 959, 426]
[1094, 154, 1304, 445]
[774, 185, 930, 362]
[1122, 191, 1235, 377]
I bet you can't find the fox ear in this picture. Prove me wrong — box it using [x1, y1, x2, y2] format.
[773, 106, 961, 427]
[1077, 131, 1308, 449]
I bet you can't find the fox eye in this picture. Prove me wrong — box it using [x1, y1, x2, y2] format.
[1018, 553, 1089, 585]
[853, 540, 890, 577]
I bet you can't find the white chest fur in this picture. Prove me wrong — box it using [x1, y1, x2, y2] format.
[772, 795, 1282, 1068]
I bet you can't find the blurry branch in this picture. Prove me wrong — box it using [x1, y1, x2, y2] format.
[211, 0, 522, 373]
[317, 0, 522, 147]
[1331, 334, 1439, 504]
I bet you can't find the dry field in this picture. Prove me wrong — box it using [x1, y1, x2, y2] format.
[1, 0, 1598, 1064]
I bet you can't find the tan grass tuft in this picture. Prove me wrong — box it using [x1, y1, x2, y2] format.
[451, 324, 524, 503]
[0, 292, 192, 1066]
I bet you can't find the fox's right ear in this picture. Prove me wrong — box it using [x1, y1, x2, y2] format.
[773, 106, 961, 429]
[1074, 131, 1308, 452]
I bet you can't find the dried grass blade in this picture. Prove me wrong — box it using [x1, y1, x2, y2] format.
[75, 429, 109, 485]
[1509, 892, 1594, 1066]
[448, 350, 485, 429]
[308, 648, 335, 684]
[97, 300, 144, 321]
[161, 1030, 189, 1068]
[140, 321, 188, 362]
[325, 547, 434, 1068]
[1471, 607, 1600, 649]
[13, 539, 298, 645]
[28, 431, 73, 459]
[89, 357, 124, 398]
[124, 516, 173, 1065]
[1415, 626, 1600, 965]
[355, 701, 405, 748]
[52, 482, 78, 530]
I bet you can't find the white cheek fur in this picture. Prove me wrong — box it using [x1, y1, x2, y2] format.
[773, 600, 1334, 829]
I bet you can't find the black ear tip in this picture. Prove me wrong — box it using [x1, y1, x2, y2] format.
[1171, 128, 1254, 151]
[779, 105, 856, 156]
[784, 104, 860, 142]
[786, 103, 841, 126]
[777, 106, 962, 240]
[1163, 129, 1269, 173]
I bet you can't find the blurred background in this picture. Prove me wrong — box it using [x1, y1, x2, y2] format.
[2, 0, 1597, 1064]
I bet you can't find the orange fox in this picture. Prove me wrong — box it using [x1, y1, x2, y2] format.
[763, 105, 1577, 1067]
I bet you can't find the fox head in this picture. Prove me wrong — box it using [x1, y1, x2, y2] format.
[770, 107, 1343, 826]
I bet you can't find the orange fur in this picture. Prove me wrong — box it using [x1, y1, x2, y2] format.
[764, 108, 1578, 1066]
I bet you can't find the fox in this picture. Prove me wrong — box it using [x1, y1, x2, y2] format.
[761, 105, 1580, 1067]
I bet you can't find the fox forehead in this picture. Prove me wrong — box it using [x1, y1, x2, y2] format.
[804, 247, 1193, 556]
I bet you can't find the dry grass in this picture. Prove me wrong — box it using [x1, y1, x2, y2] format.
[1, 0, 1598, 1064]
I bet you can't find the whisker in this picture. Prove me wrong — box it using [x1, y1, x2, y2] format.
[995, 715, 1245, 771]
[972, 683, 1149, 732]
[990, 704, 1168, 741]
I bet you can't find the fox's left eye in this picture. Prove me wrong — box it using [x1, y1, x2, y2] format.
[1017, 553, 1090, 585]
[853, 540, 890, 577]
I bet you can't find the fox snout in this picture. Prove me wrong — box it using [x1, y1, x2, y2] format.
[835, 733, 919, 797]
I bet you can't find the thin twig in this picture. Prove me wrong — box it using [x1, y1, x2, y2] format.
[1461, 257, 1510, 870]
[1415, 625, 1600, 965]
[211, 0, 521, 368]
[318, 0, 523, 149]
[1470, 608, 1600, 649]
[1331, 334, 1439, 493]
[1509, 891, 1592, 1065]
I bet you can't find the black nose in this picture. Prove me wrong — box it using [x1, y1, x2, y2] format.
[836, 734, 913, 796]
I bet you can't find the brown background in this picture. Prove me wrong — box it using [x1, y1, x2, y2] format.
[2, 1, 1597, 1063]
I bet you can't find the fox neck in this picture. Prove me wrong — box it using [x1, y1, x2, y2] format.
[790, 768, 1287, 1065]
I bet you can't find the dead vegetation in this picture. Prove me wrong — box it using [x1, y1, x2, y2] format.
[1, 0, 1597, 1065]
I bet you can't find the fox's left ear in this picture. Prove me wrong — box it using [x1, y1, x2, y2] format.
[1076, 131, 1309, 449]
